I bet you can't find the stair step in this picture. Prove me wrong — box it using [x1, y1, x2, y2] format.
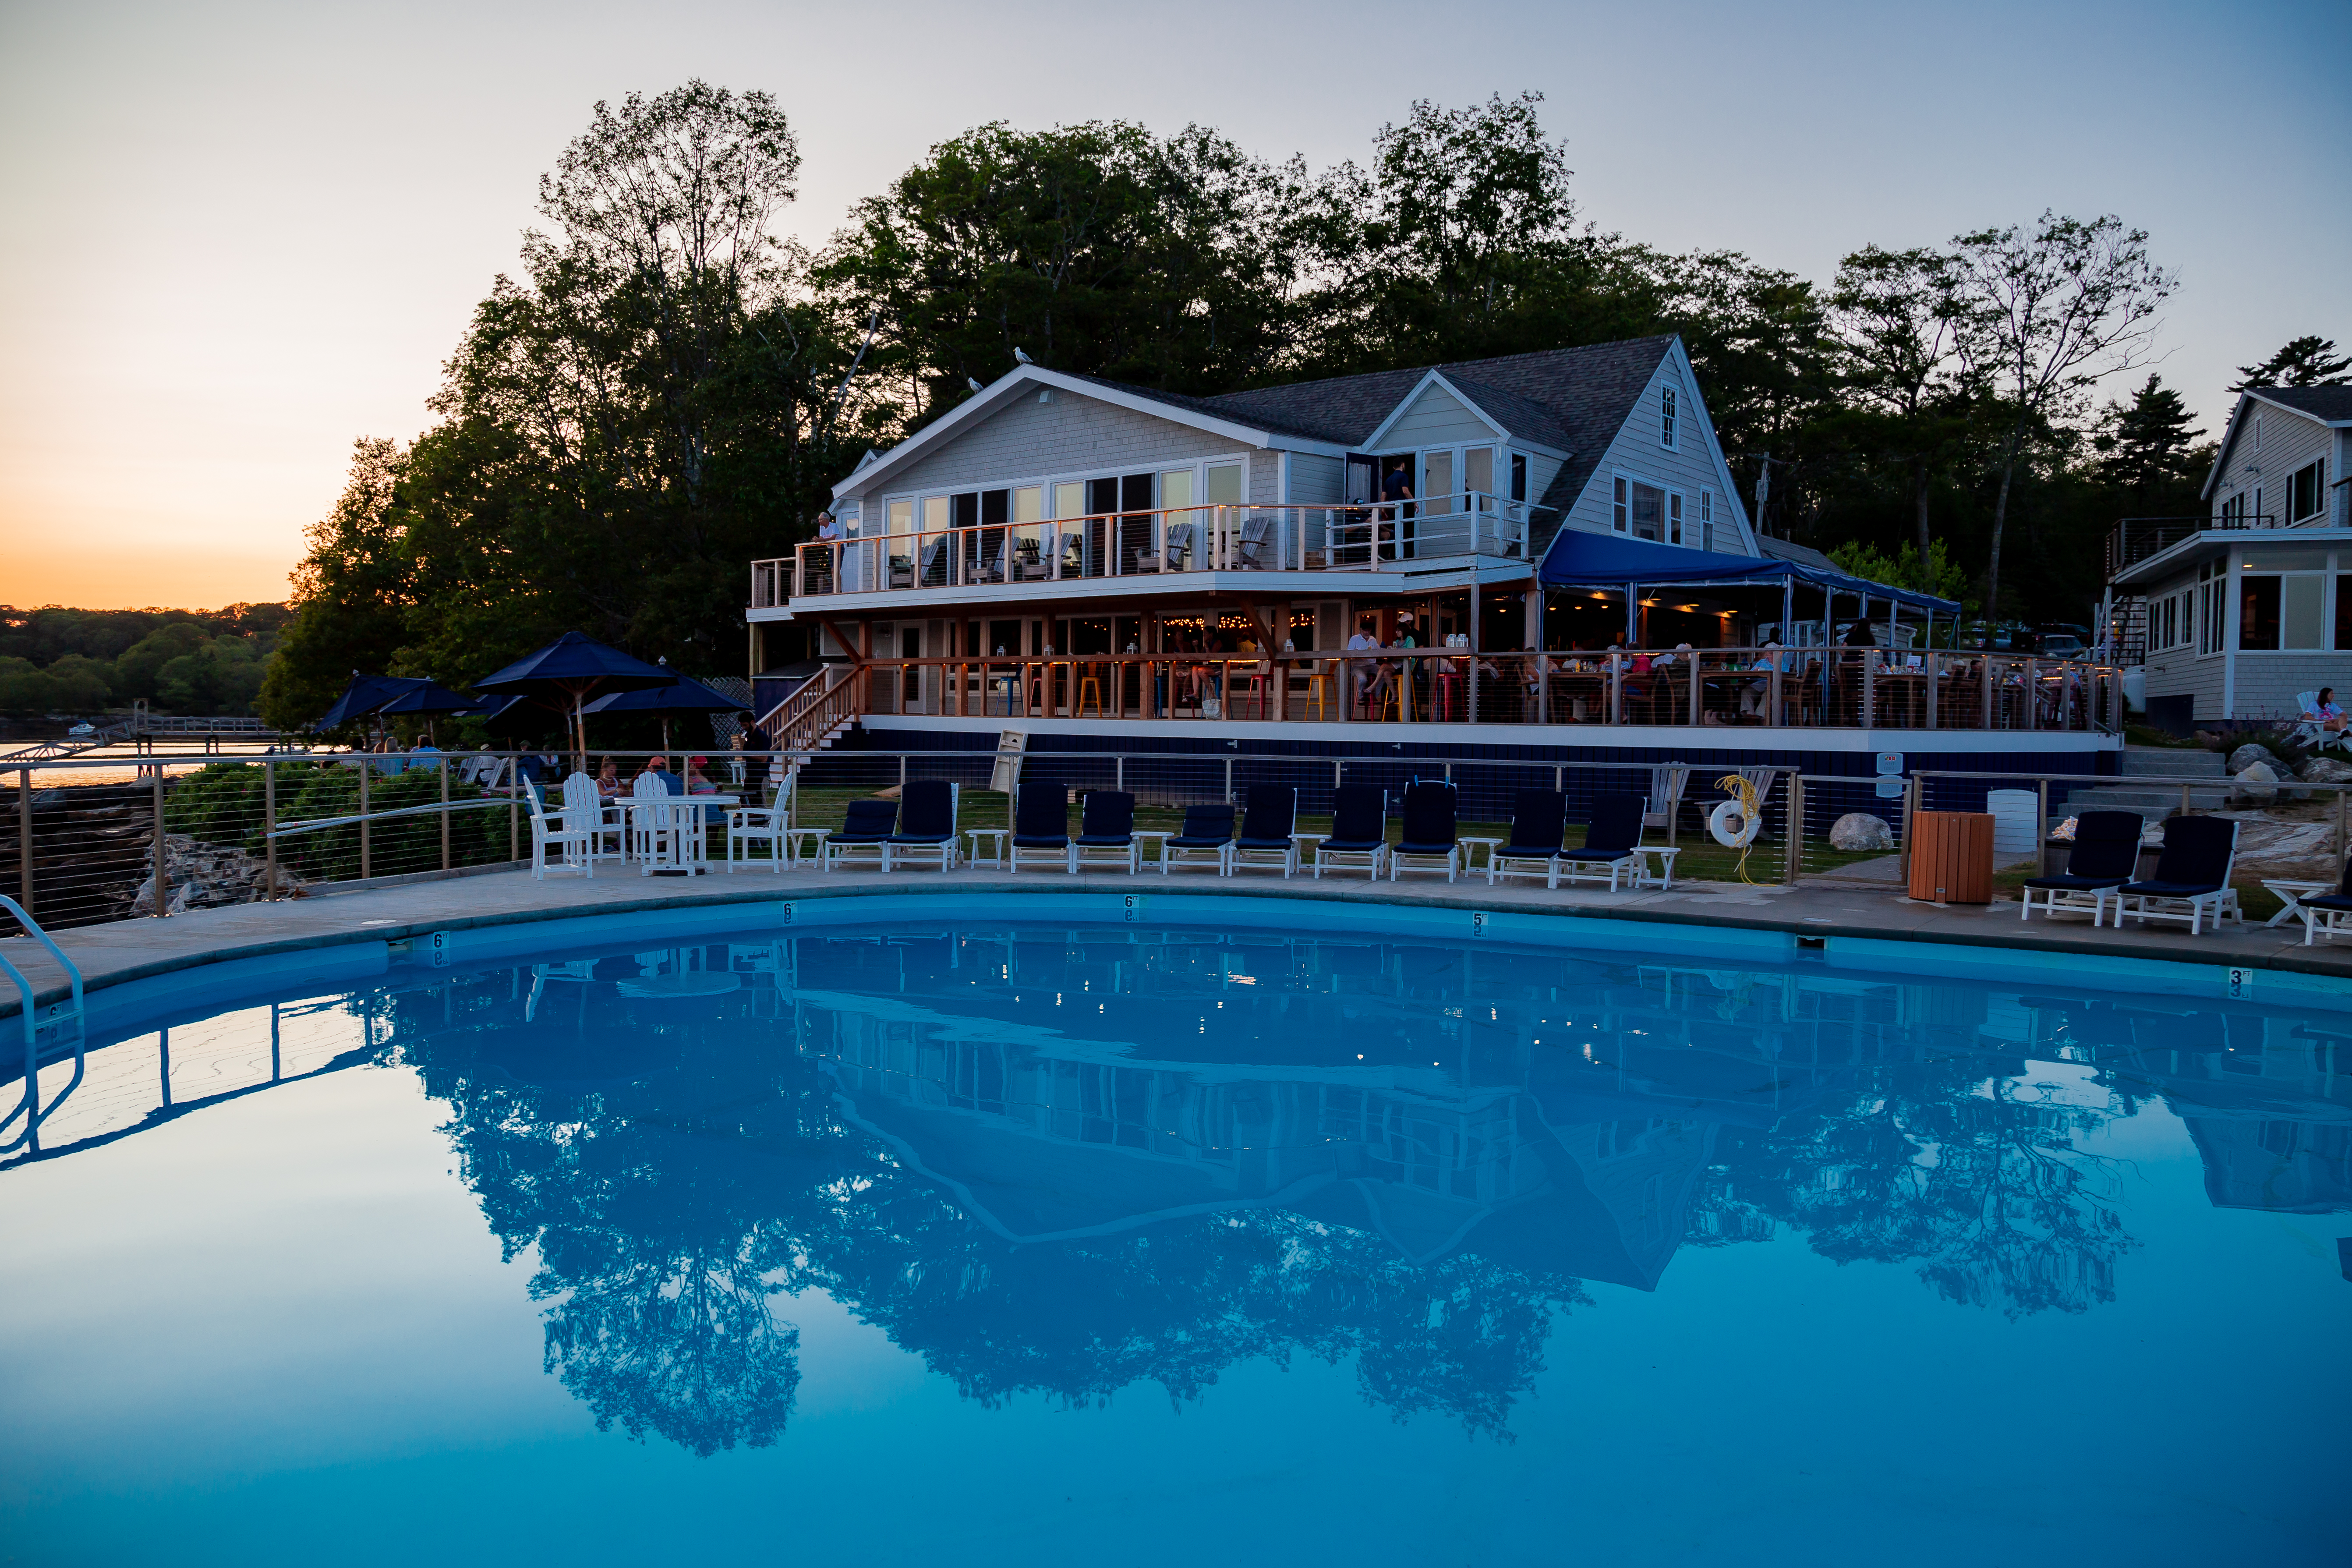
[2121, 745, 2226, 778]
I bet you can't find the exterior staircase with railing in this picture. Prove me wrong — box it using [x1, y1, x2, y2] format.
[2062, 745, 2232, 826]
[755, 662, 860, 761]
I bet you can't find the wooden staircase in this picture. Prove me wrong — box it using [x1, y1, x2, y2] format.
[757, 663, 860, 759]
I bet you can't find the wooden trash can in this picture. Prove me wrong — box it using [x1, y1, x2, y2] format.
[1908, 811, 1995, 904]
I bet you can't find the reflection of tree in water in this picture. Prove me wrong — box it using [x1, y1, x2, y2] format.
[1699, 1063, 2135, 1318]
[398, 984, 1582, 1451]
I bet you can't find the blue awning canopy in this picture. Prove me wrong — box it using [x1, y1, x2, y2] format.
[1538, 531, 1962, 614]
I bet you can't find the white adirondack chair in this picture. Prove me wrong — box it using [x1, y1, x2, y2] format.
[531, 772, 599, 879]
[727, 770, 799, 872]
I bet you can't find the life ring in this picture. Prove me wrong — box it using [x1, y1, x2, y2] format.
[1709, 795, 1760, 849]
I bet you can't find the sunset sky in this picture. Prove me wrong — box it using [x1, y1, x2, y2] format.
[3, 0, 2345, 610]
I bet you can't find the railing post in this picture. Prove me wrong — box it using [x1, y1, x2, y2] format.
[439, 754, 451, 872]
[1225, 757, 1234, 803]
[1609, 653, 1623, 724]
[1861, 658, 1875, 728]
[360, 760, 371, 881]
[151, 763, 167, 917]
[264, 759, 277, 900]
[17, 761, 32, 921]
[1981, 658, 1995, 731]
[1924, 652, 1939, 730]
[1784, 774, 1804, 884]
[509, 756, 519, 863]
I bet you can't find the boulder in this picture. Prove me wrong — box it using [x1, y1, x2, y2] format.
[1829, 812, 1895, 852]
[2232, 761, 2280, 804]
[2299, 756, 2352, 785]
[2228, 742, 2278, 774]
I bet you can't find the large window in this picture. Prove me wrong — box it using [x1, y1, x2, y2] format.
[2237, 574, 2326, 650]
[2198, 563, 2226, 654]
[2290, 459, 2326, 523]
[2338, 576, 2352, 650]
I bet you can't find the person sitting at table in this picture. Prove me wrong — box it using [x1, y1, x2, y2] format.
[1739, 641, 1789, 720]
[1346, 618, 1381, 713]
[595, 757, 623, 799]
[636, 755, 681, 793]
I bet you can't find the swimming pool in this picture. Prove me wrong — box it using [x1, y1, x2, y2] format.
[2, 901, 2344, 1564]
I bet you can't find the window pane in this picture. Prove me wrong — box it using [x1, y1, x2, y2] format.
[1464, 446, 1494, 498]
[1613, 476, 1629, 531]
[1013, 486, 1042, 524]
[2239, 574, 2280, 650]
[1203, 464, 1243, 506]
[1631, 482, 1664, 541]
[887, 499, 913, 535]
[922, 496, 951, 532]
[1423, 450, 1454, 515]
[2283, 575, 2324, 648]
[2338, 577, 2352, 650]
[1054, 482, 1086, 520]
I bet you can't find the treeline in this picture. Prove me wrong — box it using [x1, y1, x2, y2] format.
[265, 83, 2331, 727]
[0, 604, 290, 717]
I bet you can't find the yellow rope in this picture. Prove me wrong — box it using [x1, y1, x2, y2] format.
[1714, 772, 1763, 884]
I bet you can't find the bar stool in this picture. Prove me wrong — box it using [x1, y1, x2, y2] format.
[1301, 662, 1333, 718]
[1075, 666, 1105, 717]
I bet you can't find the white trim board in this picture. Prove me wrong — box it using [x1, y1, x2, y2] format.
[858, 712, 2122, 755]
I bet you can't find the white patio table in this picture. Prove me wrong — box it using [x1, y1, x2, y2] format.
[633, 794, 737, 876]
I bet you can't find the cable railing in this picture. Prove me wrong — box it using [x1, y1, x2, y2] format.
[757, 493, 1540, 605]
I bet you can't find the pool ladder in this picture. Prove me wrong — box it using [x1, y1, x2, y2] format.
[1, 895, 85, 1155]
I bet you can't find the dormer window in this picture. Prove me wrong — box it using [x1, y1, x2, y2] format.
[1661, 388, 1679, 450]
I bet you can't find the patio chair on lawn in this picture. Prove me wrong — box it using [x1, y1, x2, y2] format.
[725, 769, 798, 873]
[884, 779, 961, 872]
[1009, 785, 1072, 872]
[820, 797, 898, 873]
[2298, 856, 2352, 945]
[1313, 784, 1390, 880]
[1557, 794, 1648, 891]
[2019, 809, 2143, 924]
[1644, 765, 1691, 835]
[1231, 786, 1300, 877]
[1390, 779, 1462, 881]
[1069, 790, 1139, 874]
[1488, 790, 1569, 887]
[2290, 690, 2352, 753]
[2112, 815, 2242, 934]
[1162, 803, 1236, 876]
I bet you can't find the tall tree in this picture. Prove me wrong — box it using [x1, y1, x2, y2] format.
[2091, 374, 2206, 510]
[2232, 334, 2352, 389]
[1951, 212, 2175, 616]
[1827, 245, 1980, 561]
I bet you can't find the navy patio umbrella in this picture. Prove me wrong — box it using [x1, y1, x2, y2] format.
[376, 679, 486, 744]
[580, 673, 741, 766]
[313, 673, 430, 733]
[470, 631, 678, 767]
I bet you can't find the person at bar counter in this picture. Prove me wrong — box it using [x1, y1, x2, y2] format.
[1347, 618, 1381, 714]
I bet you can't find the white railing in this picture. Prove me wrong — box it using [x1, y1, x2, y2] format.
[760, 493, 1541, 603]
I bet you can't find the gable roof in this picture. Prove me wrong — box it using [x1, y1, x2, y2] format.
[2203, 385, 2352, 500]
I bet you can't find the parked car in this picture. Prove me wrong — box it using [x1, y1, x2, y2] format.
[2034, 633, 2086, 659]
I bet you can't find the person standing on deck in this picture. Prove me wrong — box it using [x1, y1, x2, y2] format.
[1381, 458, 1415, 559]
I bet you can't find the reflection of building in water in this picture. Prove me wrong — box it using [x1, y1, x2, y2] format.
[783, 929, 1986, 1290]
[2027, 996, 2352, 1215]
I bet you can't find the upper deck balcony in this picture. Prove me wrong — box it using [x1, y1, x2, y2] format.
[749, 493, 1543, 614]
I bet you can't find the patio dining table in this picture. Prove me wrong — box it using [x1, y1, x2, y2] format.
[631, 793, 738, 875]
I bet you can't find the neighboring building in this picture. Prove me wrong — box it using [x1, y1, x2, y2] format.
[2113, 385, 2352, 728]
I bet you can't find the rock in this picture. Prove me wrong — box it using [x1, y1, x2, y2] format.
[2192, 730, 2221, 748]
[2299, 757, 2352, 785]
[1829, 812, 1895, 852]
[2228, 742, 2278, 774]
[127, 834, 308, 916]
[2232, 761, 2280, 803]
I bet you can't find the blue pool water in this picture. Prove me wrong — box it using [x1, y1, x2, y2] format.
[1, 910, 2344, 1564]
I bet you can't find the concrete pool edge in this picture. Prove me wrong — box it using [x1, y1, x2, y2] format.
[8, 869, 2351, 1035]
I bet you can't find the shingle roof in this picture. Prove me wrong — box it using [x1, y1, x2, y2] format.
[2250, 385, 2352, 423]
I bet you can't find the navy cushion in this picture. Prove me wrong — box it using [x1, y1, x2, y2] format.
[1235, 837, 1292, 851]
[1321, 839, 1386, 853]
[887, 833, 953, 845]
[2024, 874, 2130, 891]
[1167, 836, 1229, 849]
[2121, 880, 2224, 897]
[830, 833, 891, 845]
[1075, 834, 1132, 846]
[1561, 847, 1636, 862]
[1012, 834, 1069, 848]
[1396, 841, 1458, 856]
[2302, 894, 2352, 912]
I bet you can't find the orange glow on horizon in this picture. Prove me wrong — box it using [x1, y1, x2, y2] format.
[2, 542, 300, 611]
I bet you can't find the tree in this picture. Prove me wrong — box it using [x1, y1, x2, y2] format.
[1950, 212, 2175, 616]
[2232, 334, 2351, 389]
[1827, 245, 1981, 560]
[2092, 374, 2206, 508]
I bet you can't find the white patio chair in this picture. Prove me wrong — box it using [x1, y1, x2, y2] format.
[726, 770, 798, 873]
[1643, 765, 1690, 834]
[530, 773, 600, 879]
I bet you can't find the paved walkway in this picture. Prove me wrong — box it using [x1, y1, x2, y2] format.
[7, 859, 2349, 1016]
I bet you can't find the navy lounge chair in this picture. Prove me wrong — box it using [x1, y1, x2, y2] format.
[2114, 815, 2241, 934]
[1314, 784, 1389, 880]
[2019, 810, 2142, 924]
[1070, 790, 1139, 874]
[883, 779, 960, 872]
[1556, 793, 1647, 891]
[1009, 785, 1071, 873]
[1232, 785, 1300, 877]
[1390, 779, 1461, 881]
[1163, 803, 1236, 876]
[1488, 790, 1569, 886]
[2300, 855, 2352, 945]
[821, 797, 898, 873]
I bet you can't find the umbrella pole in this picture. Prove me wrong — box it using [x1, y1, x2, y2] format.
[662, 718, 673, 773]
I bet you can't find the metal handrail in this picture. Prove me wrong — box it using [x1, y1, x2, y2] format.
[0, 894, 85, 1153]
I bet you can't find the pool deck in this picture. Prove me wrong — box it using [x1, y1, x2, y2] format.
[6, 857, 2350, 1016]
